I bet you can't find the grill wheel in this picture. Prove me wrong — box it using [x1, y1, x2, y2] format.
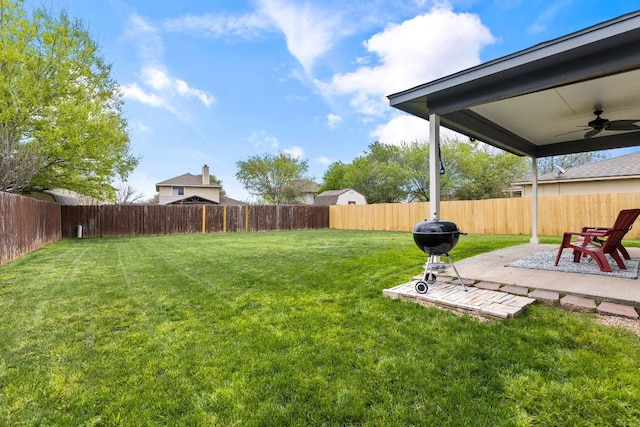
[415, 281, 429, 294]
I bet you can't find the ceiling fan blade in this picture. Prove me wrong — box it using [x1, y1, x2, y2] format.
[606, 120, 640, 131]
[584, 128, 602, 139]
[554, 127, 590, 137]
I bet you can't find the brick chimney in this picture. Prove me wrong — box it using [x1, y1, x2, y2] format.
[202, 164, 209, 185]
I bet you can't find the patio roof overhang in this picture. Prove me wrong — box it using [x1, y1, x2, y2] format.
[387, 10, 640, 158]
[387, 10, 640, 243]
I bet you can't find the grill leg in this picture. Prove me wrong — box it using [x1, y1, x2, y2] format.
[445, 253, 467, 291]
[422, 254, 437, 284]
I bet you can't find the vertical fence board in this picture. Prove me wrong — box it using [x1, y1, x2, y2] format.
[58, 204, 329, 238]
[330, 194, 640, 238]
[0, 192, 61, 265]
[6, 191, 640, 265]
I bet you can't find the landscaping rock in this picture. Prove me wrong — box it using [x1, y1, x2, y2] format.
[474, 281, 501, 291]
[500, 285, 529, 296]
[560, 295, 597, 312]
[528, 289, 560, 305]
[597, 302, 639, 319]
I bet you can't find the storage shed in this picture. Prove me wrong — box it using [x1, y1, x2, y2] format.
[314, 189, 367, 205]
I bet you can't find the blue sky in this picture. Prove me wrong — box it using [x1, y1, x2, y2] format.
[43, 0, 639, 200]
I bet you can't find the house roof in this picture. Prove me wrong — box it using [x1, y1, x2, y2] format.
[40, 190, 78, 205]
[515, 151, 640, 184]
[314, 188, 359, 205]
[165, 195, 218, 205]
[388, 10, 640, 158]
[220, 195, 246, 205]
[155, 173, 222, 191]
[296, 181, 321, 193]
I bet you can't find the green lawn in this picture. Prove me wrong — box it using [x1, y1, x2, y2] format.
[1, 230, 640, 426]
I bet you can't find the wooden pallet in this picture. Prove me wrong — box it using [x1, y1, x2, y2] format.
[383, 281, 536, 319]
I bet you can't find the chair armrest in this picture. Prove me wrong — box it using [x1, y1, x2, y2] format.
[564, 231, 606, 238]
[562, 231, 604, 247]
[581, 226, 609, 234]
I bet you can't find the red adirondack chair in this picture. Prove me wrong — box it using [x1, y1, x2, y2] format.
[554, 208, 640, 272]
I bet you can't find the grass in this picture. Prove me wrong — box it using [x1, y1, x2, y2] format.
[1, 230, 640, 426]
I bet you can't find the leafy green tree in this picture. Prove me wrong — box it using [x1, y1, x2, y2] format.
[397, 141, 430, 202]
[439, 139, 528, 200]
[0, 0, 137, 200]
[202, 173, 226, 196]
[321, 142, 408, 203]
[236, 152, 312, 204]
[321, 139, 528, 202]
[319, 161, 348, 193]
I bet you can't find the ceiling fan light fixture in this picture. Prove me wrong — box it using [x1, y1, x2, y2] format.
[587, 109, 609, 130]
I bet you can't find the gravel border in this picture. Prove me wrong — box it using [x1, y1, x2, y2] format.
[594, 315, 640, 336]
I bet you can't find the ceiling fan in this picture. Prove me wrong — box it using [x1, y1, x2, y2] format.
[581, 109, 640, 139]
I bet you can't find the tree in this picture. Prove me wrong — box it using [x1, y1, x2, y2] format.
[0, 0, 138, 200]
[115, 183, 145, 204]
[206, 173, 226, 196]
[236, 152, 312, 204]
[319, 161, 348, 193]
[536, 152, 609, 175]
[320, 142, 408, 203]
[321, 139, 528, 203]
[397, 141, 430, 202]
[438, 139, 528, 200]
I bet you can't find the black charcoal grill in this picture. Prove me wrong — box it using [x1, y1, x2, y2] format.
[412, 219, 466, 294]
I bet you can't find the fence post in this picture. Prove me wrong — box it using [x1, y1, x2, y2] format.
[202, 205, 206, 233]
[223, 205, 227, 232]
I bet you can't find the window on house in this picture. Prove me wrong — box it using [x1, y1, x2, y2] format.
[172, 186, 184, 196]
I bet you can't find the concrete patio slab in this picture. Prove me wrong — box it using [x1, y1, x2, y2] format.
[439, 244, 640, 307]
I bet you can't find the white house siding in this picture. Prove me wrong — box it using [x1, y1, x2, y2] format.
[521, 177, 640, 197]
[158, 186, 220, 205]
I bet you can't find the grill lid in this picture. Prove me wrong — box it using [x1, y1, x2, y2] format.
[413, 219, 460, 234]
[412, 219, 464, 255]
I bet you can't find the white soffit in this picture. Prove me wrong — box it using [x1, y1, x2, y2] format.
[469, 68, 640, 146]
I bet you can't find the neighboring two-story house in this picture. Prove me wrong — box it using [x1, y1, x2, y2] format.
[156, 165, 242, 205]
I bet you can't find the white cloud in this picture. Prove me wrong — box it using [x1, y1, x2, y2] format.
[528, 0, 573, 35]
[125, 12, 164, 65]
[123, 14, 216, 111]
[316, 155, 332, 165]
[163, 11, 273, 39]
[141, 67, 172, 91]
[120, 82, 167, 108]
[136, 121, 151, 133]
[283, 145, 305, 159]
[316, 4, 495, 116]
[257, 0, 346, 73]
[370, 115, 430, 145]
[248, 130, 280, 149]
[370, 114, 464, 146]
[326, 113, 343, 129]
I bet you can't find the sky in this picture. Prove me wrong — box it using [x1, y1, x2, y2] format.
[36, 0, 640, 201]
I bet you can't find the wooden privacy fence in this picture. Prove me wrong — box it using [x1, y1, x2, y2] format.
[60, 204, 329, 238]
[330, 193, 640, 238]
[0, 192, 61, 265]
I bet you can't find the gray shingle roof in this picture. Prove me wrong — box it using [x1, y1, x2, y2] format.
[314, 189, 353, 205]
[220, 195, 246, 205]
[155, 173, 222, 188]
[517, 151, 640, 183]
